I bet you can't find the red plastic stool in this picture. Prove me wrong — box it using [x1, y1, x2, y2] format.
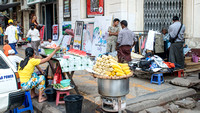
[173, 69, 184, 77]
[56, 91, 70, 106]
[177, 69, 184, 77]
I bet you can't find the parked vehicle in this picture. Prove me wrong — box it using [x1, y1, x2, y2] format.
[0, 50, 25, 113]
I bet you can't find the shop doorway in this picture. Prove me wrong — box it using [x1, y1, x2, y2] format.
[46, 4, 53, 40]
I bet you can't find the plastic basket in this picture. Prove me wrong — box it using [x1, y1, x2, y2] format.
[44, 48, 61, 55]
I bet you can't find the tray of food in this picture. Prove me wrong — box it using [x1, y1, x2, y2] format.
[88, 55, 134, 80]
[52, 84, 74, 91]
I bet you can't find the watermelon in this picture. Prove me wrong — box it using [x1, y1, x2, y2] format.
[68, 49, 87, 57]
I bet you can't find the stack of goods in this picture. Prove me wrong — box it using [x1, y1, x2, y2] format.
[93, 55, 132, 78]
[57, 55, 93, 72]
[68, 49, 87, 57]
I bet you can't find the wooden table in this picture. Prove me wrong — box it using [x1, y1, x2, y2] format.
[41, 54, 80, 94]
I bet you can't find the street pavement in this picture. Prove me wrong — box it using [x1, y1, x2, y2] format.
[0, 45, 199, 113]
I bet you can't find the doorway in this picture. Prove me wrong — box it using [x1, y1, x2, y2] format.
[46, 4, 53, 40]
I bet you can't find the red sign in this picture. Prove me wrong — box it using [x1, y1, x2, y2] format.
[53, 25, 58, 34]
[87, 0, 104, 18]
[52, 25, 59, 41]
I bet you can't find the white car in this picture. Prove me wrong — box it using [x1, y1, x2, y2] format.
[0, 50, 25, 113]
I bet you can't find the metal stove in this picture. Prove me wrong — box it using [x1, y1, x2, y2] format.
[97, 78, 129, 113]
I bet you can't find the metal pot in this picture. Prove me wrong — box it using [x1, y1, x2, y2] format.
[97, 78, 129, 97]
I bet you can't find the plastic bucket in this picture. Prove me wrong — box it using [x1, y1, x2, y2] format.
[193, 55, 199, 63]
[64, 95, 83, 113]
[45, 88, 56, 102]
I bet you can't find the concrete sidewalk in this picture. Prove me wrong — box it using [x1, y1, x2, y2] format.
[0, 46, 198, 113]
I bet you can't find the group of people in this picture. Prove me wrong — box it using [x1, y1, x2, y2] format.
[2, 16, 56, 103]
[107, 16, 185, 69]
[106, 19, 137, 63]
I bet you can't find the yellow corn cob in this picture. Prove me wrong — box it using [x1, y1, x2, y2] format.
[124, 70, 131, 75]
[114, 68, 124, 73]
[122, 67, 130, 71]
[119, 63, 129, 67]
[112, 64, 121, 69]
[105, 71, 111, 76]
[116, 72, 125, 76]
[111, 71, 116, 76]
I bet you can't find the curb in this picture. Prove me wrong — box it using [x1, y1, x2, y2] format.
[126, 87, 196, 112]
[32, 99, 62, 113]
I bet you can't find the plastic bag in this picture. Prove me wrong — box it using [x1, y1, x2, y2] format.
[53, 66, 62, 84]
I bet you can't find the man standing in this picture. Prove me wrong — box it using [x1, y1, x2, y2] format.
[4, 19, 18, 54]
[117, 20, 136, 63]
[26, 24, 41, 56]
[168, 16, 185, 69]
[106, 18, 120, 53]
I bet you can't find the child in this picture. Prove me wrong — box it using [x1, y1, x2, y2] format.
[3, 40, 12, 56]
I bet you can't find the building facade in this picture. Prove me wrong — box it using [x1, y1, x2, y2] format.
[22, 0, 200, 48]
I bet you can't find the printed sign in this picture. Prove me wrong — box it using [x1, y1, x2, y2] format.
[82, 24, 94, 54]
[52, 25, 58, 41]
[73, 21, 84, 50]
[91, 16, 112, 57]
[87, 0, 104, 18]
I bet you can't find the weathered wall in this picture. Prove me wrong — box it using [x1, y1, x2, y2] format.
[184, 0, 200, 48]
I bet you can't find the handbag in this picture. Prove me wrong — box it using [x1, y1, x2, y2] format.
[169, 24, 183, 43]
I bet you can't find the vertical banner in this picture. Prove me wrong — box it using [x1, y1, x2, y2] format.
[40, 25, 45, 41]
[82, 23, 94, 54]
[87, 0, 104, 18]
[91, 16, 112, 57]
[73, 21, 84, 50]
[52, 25, 58, 41]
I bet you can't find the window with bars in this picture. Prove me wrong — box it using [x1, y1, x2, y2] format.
[144, 0, 183, 31]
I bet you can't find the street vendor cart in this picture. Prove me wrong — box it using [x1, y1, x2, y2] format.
[40, 49, 93, 95]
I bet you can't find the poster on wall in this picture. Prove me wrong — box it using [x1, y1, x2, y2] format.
[73, 21, 84, 50]
[52, 25, 58, 41]
[87, 0, 104, 18]
[82, 23, 94, 54]
[91, 16, 112, 57]
[61, 22, 72, 49]
[62, 21, 72, 35]
[63, 0, 71, 18]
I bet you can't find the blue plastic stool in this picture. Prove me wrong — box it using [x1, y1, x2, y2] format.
[151, 73, 164, 85]
[13, 91, 34, 113]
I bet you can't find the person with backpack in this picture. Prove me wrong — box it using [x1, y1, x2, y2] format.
[168, 16, 185, 69]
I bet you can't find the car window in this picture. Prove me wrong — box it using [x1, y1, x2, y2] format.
[0, 56, 9, 69]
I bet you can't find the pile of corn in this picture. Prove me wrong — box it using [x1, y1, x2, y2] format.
[93, 55, 131, 77]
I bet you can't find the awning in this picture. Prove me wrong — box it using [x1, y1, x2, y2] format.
[0, 2, 20, 11]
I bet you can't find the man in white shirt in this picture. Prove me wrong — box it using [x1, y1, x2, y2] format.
[7, 49, 23, 70]
[4, 19, 18, 54]
[26, 24, 41, 55]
